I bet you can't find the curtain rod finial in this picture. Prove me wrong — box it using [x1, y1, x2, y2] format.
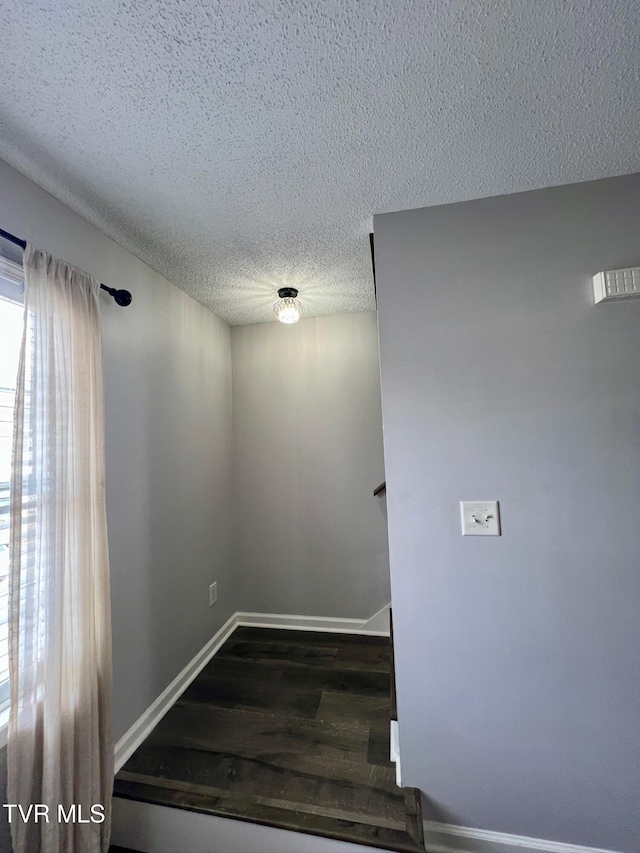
[100, 284, 132, 306]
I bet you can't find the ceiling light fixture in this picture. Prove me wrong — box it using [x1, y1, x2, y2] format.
[274, 287, 304, 324]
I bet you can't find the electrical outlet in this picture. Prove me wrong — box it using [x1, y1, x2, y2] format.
[209, 582, 217, 606]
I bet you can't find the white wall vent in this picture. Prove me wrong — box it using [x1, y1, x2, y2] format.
[593, 267, 640, 303]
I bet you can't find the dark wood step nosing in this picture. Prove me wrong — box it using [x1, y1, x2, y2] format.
[113, 789, 425, 853]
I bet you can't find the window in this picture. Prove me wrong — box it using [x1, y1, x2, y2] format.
[0, 255, 25, 719]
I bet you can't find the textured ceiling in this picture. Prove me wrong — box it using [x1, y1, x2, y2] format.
[0, 1, 639, 325]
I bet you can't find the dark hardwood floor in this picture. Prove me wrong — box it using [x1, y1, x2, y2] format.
[113, 627, 424, 852]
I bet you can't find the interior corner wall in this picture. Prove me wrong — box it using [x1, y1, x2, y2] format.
[373, 173, 640, 852]
[231, 313, 390, 619]
[0, 159, 236, 744]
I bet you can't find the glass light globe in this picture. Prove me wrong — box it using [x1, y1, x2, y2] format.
[274, 288, 304, 324]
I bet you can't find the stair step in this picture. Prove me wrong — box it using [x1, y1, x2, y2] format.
[114, 785, 425, 853]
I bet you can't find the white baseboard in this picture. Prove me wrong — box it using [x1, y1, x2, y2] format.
[114, 612, 239, 772]
[360, 602, 391, 634]
[235, 610, 389, 636]
[422, 821, 623, 853]
[114, 607, 390, 772]
[235, 611, 364, 633]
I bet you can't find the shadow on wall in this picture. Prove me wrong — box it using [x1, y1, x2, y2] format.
[376, 492, 388, 524]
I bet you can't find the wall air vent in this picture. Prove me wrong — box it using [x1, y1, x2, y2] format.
[593, 267, 640, 303]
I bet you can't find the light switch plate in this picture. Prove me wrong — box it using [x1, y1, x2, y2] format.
[460, 501, 500, 536]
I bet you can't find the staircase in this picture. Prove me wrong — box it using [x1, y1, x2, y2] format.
[113, 626, 424, 853]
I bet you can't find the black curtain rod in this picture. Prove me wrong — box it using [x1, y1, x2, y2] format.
[0, 226, 132, 306]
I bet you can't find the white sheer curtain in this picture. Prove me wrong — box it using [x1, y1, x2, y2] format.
[8, 245, 113, 853]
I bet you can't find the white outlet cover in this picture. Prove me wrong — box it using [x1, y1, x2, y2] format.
[460, 501, 501, 536]
[209, 582, 217, 606]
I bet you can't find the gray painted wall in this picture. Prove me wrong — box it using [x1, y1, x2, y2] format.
[0, 160, 236, 746]
[374, 173, 640, 852]
[232, 314, 390, 618]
